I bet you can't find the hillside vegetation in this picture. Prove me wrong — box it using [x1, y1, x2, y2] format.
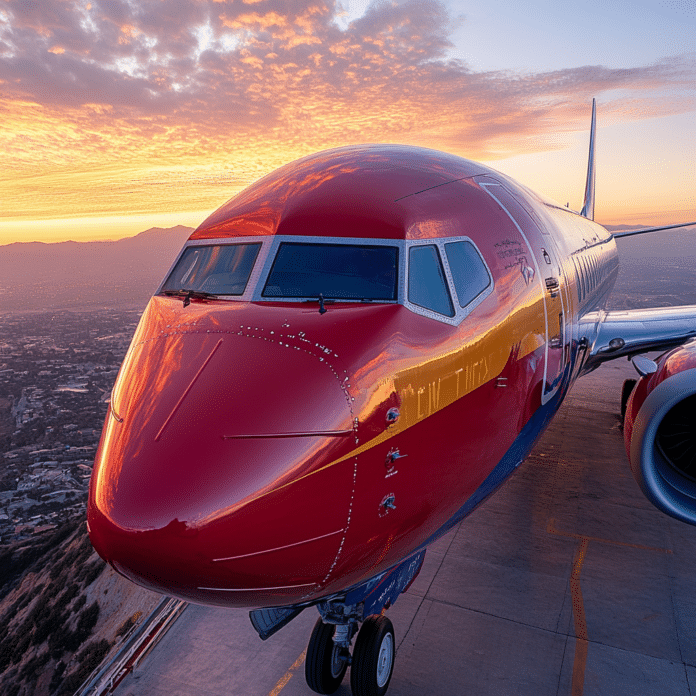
[0, 516, 160, 696]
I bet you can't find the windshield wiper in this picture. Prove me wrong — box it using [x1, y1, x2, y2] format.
[163, 289, 218, 307]
[301, 296, 384, 312]
[303, 293, 336, 314]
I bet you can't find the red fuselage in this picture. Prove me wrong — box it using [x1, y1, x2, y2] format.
[88, 145, 618, 608]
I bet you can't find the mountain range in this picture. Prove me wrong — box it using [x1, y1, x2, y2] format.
[0, 226, 193, 312]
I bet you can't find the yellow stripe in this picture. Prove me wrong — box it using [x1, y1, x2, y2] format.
[570, 537, 589, 641]
[197, 297, 548, 525]
[571, 637, 589, 696]
[329, 298, 546, 467]
[570, 537, 589, 696]
[267, 650, 306, 696]
[547, 518, 672, 696]
[546, 518, 671, 554]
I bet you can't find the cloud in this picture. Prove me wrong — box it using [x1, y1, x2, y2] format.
[1, 1, 693, 139]
[0, 0, 694, 222]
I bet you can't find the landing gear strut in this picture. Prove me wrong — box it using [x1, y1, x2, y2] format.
[305, 610, 395, 696]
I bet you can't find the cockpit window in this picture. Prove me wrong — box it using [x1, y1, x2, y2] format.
[262, 243, 398, 300]
[444, 241, 491, 308]
[161, 243, 261, 296]
[408, 245, 454, 317]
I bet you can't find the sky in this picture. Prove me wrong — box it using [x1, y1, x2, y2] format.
[0, 0, 694, 245]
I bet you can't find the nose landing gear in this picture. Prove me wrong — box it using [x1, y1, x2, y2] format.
[305, 613, 395, 696]
[303, 550, 425, 695]
[251, 551, 424, 696]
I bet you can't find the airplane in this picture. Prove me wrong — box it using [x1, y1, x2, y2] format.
[87, 100, 696, 696]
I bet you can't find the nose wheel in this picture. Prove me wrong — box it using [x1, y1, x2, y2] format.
[350, 616, 395, 696]
[305, 618, 350, 694]
[305, 615, 396, 696]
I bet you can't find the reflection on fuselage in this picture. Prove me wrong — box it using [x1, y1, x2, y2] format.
[88, 144, 619, 609]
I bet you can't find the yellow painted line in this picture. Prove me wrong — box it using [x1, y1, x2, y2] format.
[267, 649, 306, 696]
[571, 636, 589, 696]
[547, 517, 672, 696]
[546, 518, 672, 554]
[570, 537, 589, 641]
[570, 537, 589, 696]
[197, 310, 550, 526]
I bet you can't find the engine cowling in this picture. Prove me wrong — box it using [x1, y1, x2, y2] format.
[624, 340, 696, 525]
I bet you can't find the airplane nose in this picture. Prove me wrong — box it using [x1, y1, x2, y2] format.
[88, 313, 357, 605]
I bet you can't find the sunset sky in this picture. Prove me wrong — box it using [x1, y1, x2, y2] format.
[1, 0, 694, 245]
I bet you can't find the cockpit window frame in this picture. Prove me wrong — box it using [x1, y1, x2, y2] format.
[160, 242, 262, 297]
[156, 236, 273, 303]
[157, 234, 493, 326]
[261, 240, 400, 302]
[405, 236, 494, 326]
[407, 244, 455, 318]
[250, 235, 406, 305]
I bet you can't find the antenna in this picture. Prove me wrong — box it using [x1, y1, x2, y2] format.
[580, 98, 596, 220]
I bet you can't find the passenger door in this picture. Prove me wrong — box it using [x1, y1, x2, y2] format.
[477, 178, 568, 402]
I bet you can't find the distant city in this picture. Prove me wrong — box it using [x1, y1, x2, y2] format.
[0, 310, 140, 544]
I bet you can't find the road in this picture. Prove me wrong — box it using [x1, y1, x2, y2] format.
[113, 357, 696, 696]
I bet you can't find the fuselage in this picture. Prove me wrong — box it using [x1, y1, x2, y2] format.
[88, 145, 619, 609]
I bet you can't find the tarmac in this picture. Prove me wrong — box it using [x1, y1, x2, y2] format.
[113, 356, 696, 696]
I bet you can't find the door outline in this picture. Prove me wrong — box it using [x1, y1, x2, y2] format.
[480, 182, 566, 405]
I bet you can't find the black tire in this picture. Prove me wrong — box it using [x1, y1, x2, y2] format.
[621, 379, 637, 420]
[305, 617, 348, 695]
[350, 615, 395, 696]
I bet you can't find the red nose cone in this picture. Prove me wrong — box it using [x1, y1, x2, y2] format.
[88, 300, 357, 606]
[95, 330, 352, 528]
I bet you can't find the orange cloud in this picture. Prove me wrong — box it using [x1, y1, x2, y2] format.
[220, 11, 289, 29]
[284, 34, 322, 48]
[0, 0, 693, 237]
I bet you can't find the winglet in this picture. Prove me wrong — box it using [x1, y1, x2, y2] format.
[580, 98, 596, 220]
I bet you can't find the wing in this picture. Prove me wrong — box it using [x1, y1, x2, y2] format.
[581, 305, 696, 373]
[613, 221, 696, 238]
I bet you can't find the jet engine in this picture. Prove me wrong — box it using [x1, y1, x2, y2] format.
[623, 340, 696, 525]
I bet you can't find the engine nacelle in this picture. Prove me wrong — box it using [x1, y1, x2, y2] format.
[624, 341, 696, 525]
